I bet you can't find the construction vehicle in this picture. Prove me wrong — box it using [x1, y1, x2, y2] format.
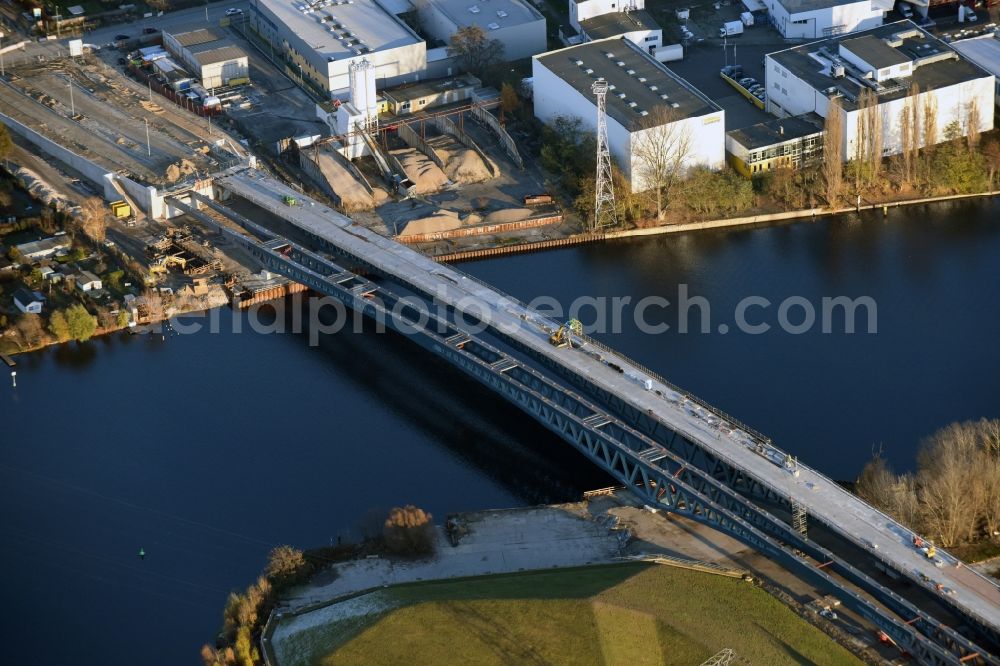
[549, 319, 583, 348]
[283, 195, 297, 206]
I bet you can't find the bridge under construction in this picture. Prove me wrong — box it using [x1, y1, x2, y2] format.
[168, 167, 1000, 665]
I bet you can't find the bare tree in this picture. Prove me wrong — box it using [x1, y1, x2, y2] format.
[15, 314, 47, 348]
[921, 91, 938, 185]
[138, 289, 165, 323]
[853, 88, 883, 191]
[965, 98, 982, 151]
[73, 197, 107, 244]
[984, 141, 1000, 189]
[898, 85, 919, 188]
[917, 422, 984, 546]
[631, 106, 693, 220]
[822, 97, 844, 207]
[383, 505, 436, 555]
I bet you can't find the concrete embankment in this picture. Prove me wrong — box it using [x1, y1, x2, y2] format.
[433, 189, 1000, 263]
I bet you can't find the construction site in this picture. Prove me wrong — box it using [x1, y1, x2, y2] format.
[0, 52, 238, 188]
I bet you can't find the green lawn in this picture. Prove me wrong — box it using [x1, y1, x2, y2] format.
[301, 563, 861, 666]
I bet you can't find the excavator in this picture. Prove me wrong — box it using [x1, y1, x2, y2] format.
[549, 319, 583, 348]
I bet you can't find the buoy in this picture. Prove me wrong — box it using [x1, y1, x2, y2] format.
[139, 547, 146, 560]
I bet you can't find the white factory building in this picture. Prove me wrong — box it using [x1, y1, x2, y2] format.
[533, 38, 725, 192]
[163, 27, 249, 88]
[249, 0, 426, 96]
[950, 32, 1000, 107]
[569, 0, 663, 54]
[415, 0, 546, 62]
[765, 21, 995, 160]
[761, 0, 890, 39]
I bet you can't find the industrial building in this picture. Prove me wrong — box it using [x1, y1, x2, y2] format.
[726, 114, 824, 176]
[533, 38, 725, 192]
[249, 0, 426, 96]
[163, 27, 249, 88]
[381, 75, 481, 115]
[569, 0, 662, 54]
[765, 21, 995, 160]
[415, 0, 546, 62]
[950, 32, 1000, 107]
[760, 0, 889, 39]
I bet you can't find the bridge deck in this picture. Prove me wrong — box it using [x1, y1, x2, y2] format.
[217, 169, 1000, 633]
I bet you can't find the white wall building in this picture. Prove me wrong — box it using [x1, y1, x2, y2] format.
[569, 0, 662, 55]
[951, 32, 1000, 107]
[415, 0, 546, 62]
[762, 0, 889, 39]
[76, 271, 103, 292]
[163, 27, 249, 88]
[533, 38, 725, 192]
[249, 0, 426, 97]
[765, 21, 995, 161]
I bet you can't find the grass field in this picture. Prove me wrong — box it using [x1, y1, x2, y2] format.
[285, 563, 861, 666]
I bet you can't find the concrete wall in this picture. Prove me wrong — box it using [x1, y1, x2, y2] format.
[629, 111, 725, 191]
[0, 112, 111, 189]
[570, 0, 646, 31]
[765, 0, 883, 39]
[533, 56, 724, 193]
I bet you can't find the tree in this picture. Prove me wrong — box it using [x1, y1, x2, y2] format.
[65, 304, 97, 342]
[920, 91, 938, 185]
[931, 122, 987, 194]
[983, 140, 1000, 189]
[539, 116, 595, 196]
[918, 421, 985, 546]
[898, 85, 919, 188]
[447, 25, 504, 77]
[145, 0, 173, 11]
[965, 98, 981, 151]
[265, 545, 309, 586]
[15, 314, 46, 348]
[7, 246, 20, 262]
[822, 98, 844, 207]
[48, 310, 70, 342]
[631, 106, 694, 220]
[677, 167, 754, 217]
[383, 505, 436, 555]
[853, 88, 883, 191]
[73, 197, 107, 244]
[138, 289, 165, 323]
[499, 82, 520, 116]
[0, 123, 12, 162]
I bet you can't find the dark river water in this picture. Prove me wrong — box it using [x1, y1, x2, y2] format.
[2, 200, 999, 664]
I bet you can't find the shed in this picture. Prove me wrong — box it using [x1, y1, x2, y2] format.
[14, 288, 44, 314]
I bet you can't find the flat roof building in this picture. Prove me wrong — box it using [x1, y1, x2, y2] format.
[249, 0, 426, 96]
[761, 0, 889, 40]
[726, 113, 824, 176]
[533, 37, 724, 192]
[163, 26, 249, 88]
[416, 0, 546, 62]
[570, 0, 662, 54]
[766, 21, 994, 160]
[950, 32, 1000, 106]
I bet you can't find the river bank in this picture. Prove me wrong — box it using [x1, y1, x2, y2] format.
[431, 188, 1000, 262]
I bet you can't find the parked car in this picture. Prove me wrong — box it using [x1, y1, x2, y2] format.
[225, 7, 243, 15]
[739, 77, 755, 86]
[142, 27, 160, 34]
[115, 34, 131, 41]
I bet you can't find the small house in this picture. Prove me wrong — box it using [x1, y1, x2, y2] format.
[13, 288, 44, 314]
[75, 270, 103, 292]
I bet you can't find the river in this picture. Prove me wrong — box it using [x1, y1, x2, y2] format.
[2, 200, 999, 664]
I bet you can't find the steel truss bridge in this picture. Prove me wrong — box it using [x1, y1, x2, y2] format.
[167, 168, 1000, 665]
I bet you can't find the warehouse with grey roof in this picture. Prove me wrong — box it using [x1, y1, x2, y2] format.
[163, 26, 249, 88]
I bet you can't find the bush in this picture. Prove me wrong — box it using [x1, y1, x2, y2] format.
[265, 545, 310, 587]
[678, 168, 755, 217]
[383, 505, 436, 556]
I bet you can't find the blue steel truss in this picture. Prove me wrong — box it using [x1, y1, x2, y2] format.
[170, 193, 996, 666]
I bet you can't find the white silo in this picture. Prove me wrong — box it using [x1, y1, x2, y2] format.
[348, 58, 378, 127]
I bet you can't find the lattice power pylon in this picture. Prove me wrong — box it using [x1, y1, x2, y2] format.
[592, 79, 618, 231]
[700, 648, 736, 666]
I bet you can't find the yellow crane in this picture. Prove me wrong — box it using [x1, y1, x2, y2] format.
[549, 319, 583, 348]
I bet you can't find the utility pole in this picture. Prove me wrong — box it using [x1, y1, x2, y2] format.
[0, 32, 5, 78]
[144, 118, 151, 156]
[68, 79, 74, 116]
[592, 79, 617, 231]
[148, 79, 152, 101]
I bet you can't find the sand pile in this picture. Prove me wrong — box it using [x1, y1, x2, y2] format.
[484, 208, 534, 225]
[399, 210, 463, 237]
[444, 148, 491, 183]
[391, 147, 449, 194]
[165, 159, 198, 183]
